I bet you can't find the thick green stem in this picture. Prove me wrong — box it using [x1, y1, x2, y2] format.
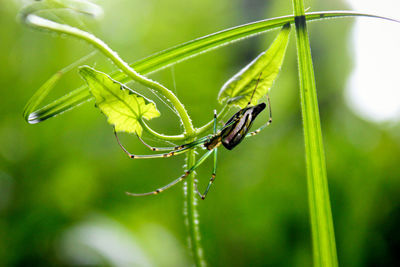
[140, 120, 186, 141]
[291, 1, 338, 266]
[184, 148, 206, 267]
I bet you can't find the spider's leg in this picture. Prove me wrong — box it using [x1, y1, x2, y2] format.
[195, 147, 217, 200]
[126, 149, 214, 196]
[246, 92, 272, 137]
[136, 134, 210, 152]
[114, 130, 202, 159]
[195, 110, 218, 199]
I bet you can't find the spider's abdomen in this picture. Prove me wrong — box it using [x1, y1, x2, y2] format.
[221, 103, 265, 150]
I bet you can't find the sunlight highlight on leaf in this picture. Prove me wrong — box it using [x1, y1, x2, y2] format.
[218, 23, 291, 108]
[79, 66, 160, 136]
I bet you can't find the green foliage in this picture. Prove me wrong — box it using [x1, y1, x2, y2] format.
[10, 1, 400, 267]
[79, 67, 160, 136]
[218, 23, 291, 108]
[21, 11, 393, 124]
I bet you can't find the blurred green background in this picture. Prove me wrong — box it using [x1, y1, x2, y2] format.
[1, 0, 399, 266]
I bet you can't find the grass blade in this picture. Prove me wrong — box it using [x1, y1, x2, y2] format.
[292, 1, 338, 267]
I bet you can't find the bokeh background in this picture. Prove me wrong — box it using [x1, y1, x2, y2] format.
[1, 0, 399, 266]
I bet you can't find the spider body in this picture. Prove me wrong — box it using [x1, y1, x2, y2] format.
[203, 103, 266, 151]
[219, 103, 266, 150]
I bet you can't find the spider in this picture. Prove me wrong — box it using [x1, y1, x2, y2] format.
[114, 77, 272, 200]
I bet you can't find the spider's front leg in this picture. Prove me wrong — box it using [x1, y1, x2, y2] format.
[135, 133, 211, 152]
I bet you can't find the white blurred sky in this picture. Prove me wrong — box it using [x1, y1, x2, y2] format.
[345, 0, 400, 123]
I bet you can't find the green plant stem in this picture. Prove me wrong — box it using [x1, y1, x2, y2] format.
[291, 1, 338, 266]
[139, 103, 229, 141]
[184, 147, 206, 267]
[140, 120, 186, 141]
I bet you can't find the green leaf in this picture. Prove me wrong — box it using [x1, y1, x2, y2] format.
[218, 23, 291, 108]
[79, 66, 160, 136]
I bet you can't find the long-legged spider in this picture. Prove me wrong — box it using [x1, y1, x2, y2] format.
[115, 79, 272, 199]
